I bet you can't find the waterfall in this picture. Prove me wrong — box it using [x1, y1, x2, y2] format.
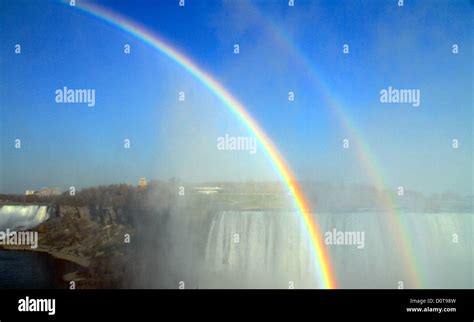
[0, 205, 51, 231]
[321, 212, 472, 289]
[202, 211, 319, 288]
[137, 209, 472, 289]
[195, 211, 472, 288]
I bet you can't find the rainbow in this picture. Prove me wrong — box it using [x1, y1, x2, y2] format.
[64, 1, 337, 289]
[244, 3, 423, 288]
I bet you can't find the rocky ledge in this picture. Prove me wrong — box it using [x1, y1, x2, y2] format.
[2, 205, 134, 288]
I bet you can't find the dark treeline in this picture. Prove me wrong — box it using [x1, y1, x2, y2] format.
[0, 181, 177, 227]
[1, 180, 472, 213]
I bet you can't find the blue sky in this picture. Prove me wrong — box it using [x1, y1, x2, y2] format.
[0, 0, 472, 195]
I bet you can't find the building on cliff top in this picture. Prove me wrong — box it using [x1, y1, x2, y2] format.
[138, 177, 148, 189]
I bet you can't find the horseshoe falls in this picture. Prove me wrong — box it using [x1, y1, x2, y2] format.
[142, 210, 472, 289]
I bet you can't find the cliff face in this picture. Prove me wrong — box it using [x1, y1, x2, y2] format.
[55, 205, 126, 224]
[0, 183, 176, 288]
[34, 205, 133, 288]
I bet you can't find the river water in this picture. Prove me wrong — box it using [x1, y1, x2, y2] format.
[0, 250, 79, 289]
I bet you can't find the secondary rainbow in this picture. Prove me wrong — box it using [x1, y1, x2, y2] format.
[65, 1, 337, 289]
[245, 3, 423, 287]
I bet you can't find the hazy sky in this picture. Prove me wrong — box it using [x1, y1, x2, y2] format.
[0, 0, 472, 195]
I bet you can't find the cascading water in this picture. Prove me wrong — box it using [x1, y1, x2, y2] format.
[201, 211, 319, 288]
[322, 212, 472, 289]
[146, 209, 471, 289]
[0, 205, 51, 231]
